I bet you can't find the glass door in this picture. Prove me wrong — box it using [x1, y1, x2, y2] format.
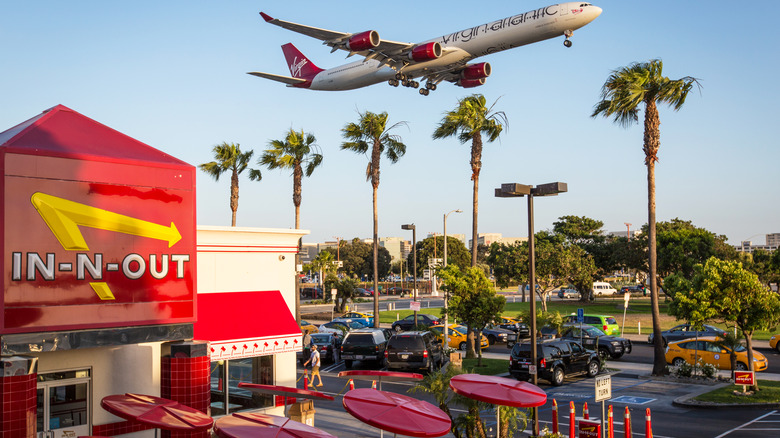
[37, 370, 90, 438]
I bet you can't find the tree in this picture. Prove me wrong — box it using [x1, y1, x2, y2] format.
[667, 258, 780, 390]
[712, 331, 744, 382]
[592, 59, 700, 376]
[199, 142, 254, 226]
[310, 250, 337, 294]
[439, 265, 505, 362]
[552, 215, 604, 245]
[341, 111, 406, 327]
[257, 128, 323, 229]
[433, 95, 506, 267]
[407, 236, 470, 277]
[322, 238, 391, 280]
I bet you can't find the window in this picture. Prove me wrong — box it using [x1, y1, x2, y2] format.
[210, 356, 274, 416]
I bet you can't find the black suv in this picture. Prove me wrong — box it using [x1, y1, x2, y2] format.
[385, 331, 444, 373]
[391, 314, 441, 332]
[558, 324, 632, 360]
[509, 339, 600, 386]
[340, 328, 388, 368]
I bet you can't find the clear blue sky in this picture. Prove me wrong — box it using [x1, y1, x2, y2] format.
[2, 1, 777, 247]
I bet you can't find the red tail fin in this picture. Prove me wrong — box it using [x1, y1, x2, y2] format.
[281, 43, 323, 79]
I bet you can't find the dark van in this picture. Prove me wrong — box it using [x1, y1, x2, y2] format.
[385, 331, 444, 373]
[340, 328, 388, 368]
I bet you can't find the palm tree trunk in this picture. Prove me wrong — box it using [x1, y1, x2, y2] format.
[471, 176, 479, 267]
[230, 168, 239, 227]
[372, 185, 379, 327]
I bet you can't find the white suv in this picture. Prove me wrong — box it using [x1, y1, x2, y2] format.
[592, 281, 617, 296]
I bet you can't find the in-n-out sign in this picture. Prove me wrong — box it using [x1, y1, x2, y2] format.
[735, 371, 755, 386]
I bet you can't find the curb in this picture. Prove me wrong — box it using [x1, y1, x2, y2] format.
[671, 382, 780, 410]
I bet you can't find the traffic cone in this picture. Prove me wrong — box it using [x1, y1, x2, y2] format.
[303, 370, 309, 389]
[645, 408, 652, 438]
[551, 399, 558, 435]
[348, 379, 355, 390]
[608, 405, 614, 438]
[624, 407, 632, 438]
[583, 402, 589, 420]
[569, 401, 575, 438]
[371, 380, 377, 389]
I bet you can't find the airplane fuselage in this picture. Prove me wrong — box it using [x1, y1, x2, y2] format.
[308, 3, 600, 91]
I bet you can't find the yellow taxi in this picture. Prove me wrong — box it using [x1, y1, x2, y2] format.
[665, 336, 768, 371]
[770, 334, 780, 353]
[430, 324, 489, 351]
[300, 319, 319, 335]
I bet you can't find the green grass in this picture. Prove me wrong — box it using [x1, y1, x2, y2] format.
[694, 380, 780, 404]
[459, 357, 509, 376]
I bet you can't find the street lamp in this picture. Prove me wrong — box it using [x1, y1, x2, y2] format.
[443, 209, 462, 349]
[495, 181, 567, 437]
[401, 224, 417, 327]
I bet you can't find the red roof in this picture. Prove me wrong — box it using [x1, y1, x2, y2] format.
[0, 104, 190, 168]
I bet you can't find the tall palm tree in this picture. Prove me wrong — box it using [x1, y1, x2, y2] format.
[341, 111, 406, 326]
[432, 94, 506, 267]
[199, 142, 254, 226]
[258, 128, 323, 229]
[257, 128, 322, 325]
[591, 59, 699, 375]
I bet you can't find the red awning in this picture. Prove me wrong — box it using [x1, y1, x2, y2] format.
[194, 290, 301, 360]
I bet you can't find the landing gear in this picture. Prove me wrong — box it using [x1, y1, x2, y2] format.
[563, 29, 573, 47]
[419, 88, 429, 96]
[388, 79, 399, 87]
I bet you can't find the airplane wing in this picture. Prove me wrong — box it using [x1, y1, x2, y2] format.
[247, 71, 307, 86]
[260, 12, 413, 69]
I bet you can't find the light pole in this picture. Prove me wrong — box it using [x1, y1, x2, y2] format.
[401, 224, 417, 327]
[495, 181, 567, 437]
[443, 209, 462, 348]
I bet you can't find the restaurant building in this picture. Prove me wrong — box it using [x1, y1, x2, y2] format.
[0, 105, 303, 437]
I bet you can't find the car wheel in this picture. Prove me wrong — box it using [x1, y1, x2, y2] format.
[394, 325, 402, 333]
[345, 360, 352, 369]
[487, 335, 497, 345]
[428, 358, 435, 374]
[672, 358, 686, 367]
[598, 348, 610, 361]
[736, 362, 748, 371]
[587, 360, 599, 377]
[776, 343, 780, 354]
[459, 342, 467, 351]
[551, 367, 565, 386]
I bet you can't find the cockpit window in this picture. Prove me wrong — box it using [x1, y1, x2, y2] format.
[580, 3, 592, 7]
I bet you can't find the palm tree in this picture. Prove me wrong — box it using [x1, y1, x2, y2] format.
[341, 111, 406, 326]
[591, 59, 700, 375]
[713, 331, 744, 381]
[257, 128, 323, 325]
[199, 142, 254, 226]
[258, 128, 323, 229]
[432, 94, 506, 267]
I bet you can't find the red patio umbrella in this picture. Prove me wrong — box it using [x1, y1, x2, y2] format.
[449, 374, 546, 438]
[342, 388, 451, 437]
[100, 393, 213, 432]
[214, 412, 336, 438]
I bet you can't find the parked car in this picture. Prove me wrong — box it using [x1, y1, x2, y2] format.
[429, 324, 488, 350]
[340, 328, 389, 368]
[391, 313, 441, 332]
[387, 286, 412, 296]
[562, 313, 621, 336]
[300, 287, 323, 299]
[319, 320, 367, 335]
[558, 323, 632, 360]
[558, 288, 580, 299]
[619, 284, 646, 296]
[591, 281, 617, 296]
[499, 317, 531, 338]
[508, 339, 601, 386]
[665, 337, 768, 371]
[385, 331, 445, 373]
[354, 288, 371, 297]
[297, 332, 341, 364]
[770, 333, 780, 353]
[299, 320, 319, 335]
[648, 323, 727, 345]
[481, 324, 516, 345]
[333, 311, 374, 327]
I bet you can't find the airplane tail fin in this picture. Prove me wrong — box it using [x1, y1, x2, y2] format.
[281, 43, 324, 79]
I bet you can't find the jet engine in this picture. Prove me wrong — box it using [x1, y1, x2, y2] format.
[346, 30, 380, 51]
[460, 62, 492, 80]
[408, 42, 442, 61]
[456, 78, 486, 88]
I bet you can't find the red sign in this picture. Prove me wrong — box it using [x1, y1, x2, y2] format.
[1, 105, 196, 334]
[735, 371, 755, 386]
[578, 420, 601, 438]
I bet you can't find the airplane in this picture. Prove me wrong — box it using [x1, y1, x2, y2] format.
[249, 2, 602, 96]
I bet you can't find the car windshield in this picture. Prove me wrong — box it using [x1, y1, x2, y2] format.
[452, 326, 468, 335]
[733, 345, 747, 352]
[583, 326, 606, 336]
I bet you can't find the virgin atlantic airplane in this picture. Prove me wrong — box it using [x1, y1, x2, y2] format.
[249, 2, 602, 95]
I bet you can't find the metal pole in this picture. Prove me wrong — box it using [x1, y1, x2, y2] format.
[412, 227, 418, 327]
[443, 213, 448, 348]
[528, 193, 539, 437]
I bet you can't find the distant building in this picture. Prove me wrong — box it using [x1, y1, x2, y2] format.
[380, 236, 407, 261]
[608, 230, 642, 240]
[468, 233, 527, 249]
[734, 233, 779, 253]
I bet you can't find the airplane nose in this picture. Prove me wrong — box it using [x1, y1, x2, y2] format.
[591, 6, 603, 17]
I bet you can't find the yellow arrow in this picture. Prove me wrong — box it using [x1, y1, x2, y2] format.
[31, 192, 182, 251]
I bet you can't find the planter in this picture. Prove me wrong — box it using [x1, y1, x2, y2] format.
[450, 351, 463, 368]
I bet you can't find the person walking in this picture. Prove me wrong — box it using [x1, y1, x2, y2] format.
[303, 344, 323, 387]
[301, 331, 312, 365]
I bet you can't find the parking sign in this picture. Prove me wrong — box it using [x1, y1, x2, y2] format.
[577, 308, 584, 323]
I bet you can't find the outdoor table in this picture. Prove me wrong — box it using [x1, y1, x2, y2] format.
[237, 382, 334, 417]
[100, 393, 213, 436]
[449, 374, 547, 438]
[342, 387, 451, 437]
[214, 412, 337, 438]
